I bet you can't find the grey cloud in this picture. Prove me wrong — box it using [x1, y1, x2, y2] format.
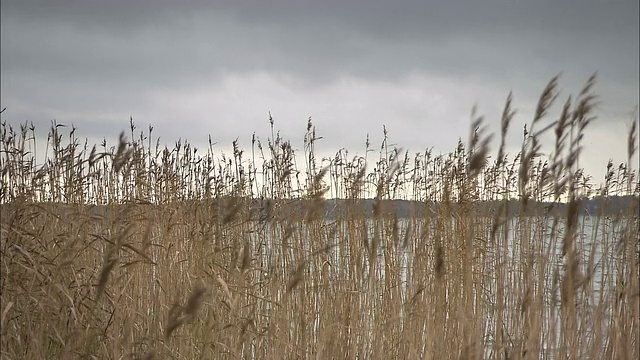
[1, 0, 637, 179]
[3, 0, 637, 85]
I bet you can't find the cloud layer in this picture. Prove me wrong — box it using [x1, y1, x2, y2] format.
[2, 0, 638, 180]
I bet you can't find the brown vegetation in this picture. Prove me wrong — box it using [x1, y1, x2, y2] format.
[1, 77, 638, 359]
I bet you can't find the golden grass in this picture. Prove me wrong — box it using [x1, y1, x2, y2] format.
[1, 77, 638, 359]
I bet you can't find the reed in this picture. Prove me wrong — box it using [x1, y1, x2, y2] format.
[1, 77, 638, 359]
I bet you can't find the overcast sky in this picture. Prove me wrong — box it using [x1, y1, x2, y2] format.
[2, 0, 638, 185]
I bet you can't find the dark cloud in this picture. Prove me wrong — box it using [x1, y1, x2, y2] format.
[1, 0, 638, 180]
[3, 0, 637, 84]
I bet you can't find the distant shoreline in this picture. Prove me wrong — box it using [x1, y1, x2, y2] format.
[3, 195, 637, 219]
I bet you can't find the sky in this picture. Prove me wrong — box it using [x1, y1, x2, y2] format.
[1, 0, 638, 188]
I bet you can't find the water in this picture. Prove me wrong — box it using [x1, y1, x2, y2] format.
[237, 214, 635, 358]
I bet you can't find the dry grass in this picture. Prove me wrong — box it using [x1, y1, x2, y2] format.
[1, 77, 638, 359]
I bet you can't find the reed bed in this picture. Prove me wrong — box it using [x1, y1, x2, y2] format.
[1, 77, 638, 359]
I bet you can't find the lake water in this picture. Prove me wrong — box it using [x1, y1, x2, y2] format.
[240, 214, 635, 358]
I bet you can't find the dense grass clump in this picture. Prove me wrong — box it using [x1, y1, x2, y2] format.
[1, 77, 638, 359]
